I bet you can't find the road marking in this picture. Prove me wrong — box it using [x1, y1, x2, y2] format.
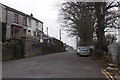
[104, 70, 115, 80]
[101, 70, 111, 80]
[101, 69, 115, 80]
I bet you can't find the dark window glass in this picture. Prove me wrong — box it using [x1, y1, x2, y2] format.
[28, 18, 31, 27]
[14, 14, 18, 23]
[23, 17, 27, 26]
[33, 32, 36, 37]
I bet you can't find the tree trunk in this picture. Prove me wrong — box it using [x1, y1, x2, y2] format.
[95, 2, 107, 52]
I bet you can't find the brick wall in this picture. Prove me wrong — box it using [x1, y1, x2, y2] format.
[2, 37, 42, 60]
[23, 39, 42, 57]
[2, 36, 66, 61]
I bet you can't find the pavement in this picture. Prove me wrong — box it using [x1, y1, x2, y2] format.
[97, 59, 120, 80]
[90, 54, 120, 80]
[2, 50, 107, 78]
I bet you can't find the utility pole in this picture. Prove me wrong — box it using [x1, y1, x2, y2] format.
[47, 27, 48, 37]
[59, 29, 61, 41]
[76, 36, 78, 49]
[59, 29, 62, 52]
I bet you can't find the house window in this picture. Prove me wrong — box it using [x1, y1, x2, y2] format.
[14, 14, 18, 23]
[28, 18, 31, 27]
[37, 32, 40, 37]
[33, 31, 36, 37]
[11, 26, 22, 37]
[23, 17, 27, 26]
[36, 21, 38, 28]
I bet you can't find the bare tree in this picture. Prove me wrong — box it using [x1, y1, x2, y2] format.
[58, 0, 120, 51]
[58, 2, 94, 46]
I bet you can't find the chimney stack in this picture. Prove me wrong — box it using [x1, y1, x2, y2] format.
[30, 13, 33, 17]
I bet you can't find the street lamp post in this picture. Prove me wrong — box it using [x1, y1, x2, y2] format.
[59, 29, 64, 51]
[47, 27, 48, 37]
[59, 29, 61, 41]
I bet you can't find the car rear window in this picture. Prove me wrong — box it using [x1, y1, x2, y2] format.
[80, 48, 88, 51]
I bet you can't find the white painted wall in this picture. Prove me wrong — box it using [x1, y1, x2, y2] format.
[30, 19, 34, 36]
[27, 17, 43, 37]
[27, 18, 32, 36]
[1, 4, 6, 23]
[32, 19, 36, 31]
[38, 22, 43, 31]
[6, 25, 11, 39]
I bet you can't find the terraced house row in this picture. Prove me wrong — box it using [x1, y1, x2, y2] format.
[0, 3, 43, 41]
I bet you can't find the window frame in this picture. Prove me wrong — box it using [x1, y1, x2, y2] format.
[36, 21, 38, 28]
[23, 17, 27, 26]
[33, 31, 36, 37]
[28, 18, 32, 27]
[14, 13, 19, 23]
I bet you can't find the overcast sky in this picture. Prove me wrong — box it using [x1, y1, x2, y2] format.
[0, 0, 77, 49]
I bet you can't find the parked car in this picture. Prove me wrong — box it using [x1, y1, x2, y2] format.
[77, 46, 90, 56]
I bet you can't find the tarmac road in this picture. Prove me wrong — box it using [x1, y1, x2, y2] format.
[2, 50, 107, 78]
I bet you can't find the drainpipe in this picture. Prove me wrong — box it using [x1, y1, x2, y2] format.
[5, 7, 8, 40]
[5, 6, 8, 24]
